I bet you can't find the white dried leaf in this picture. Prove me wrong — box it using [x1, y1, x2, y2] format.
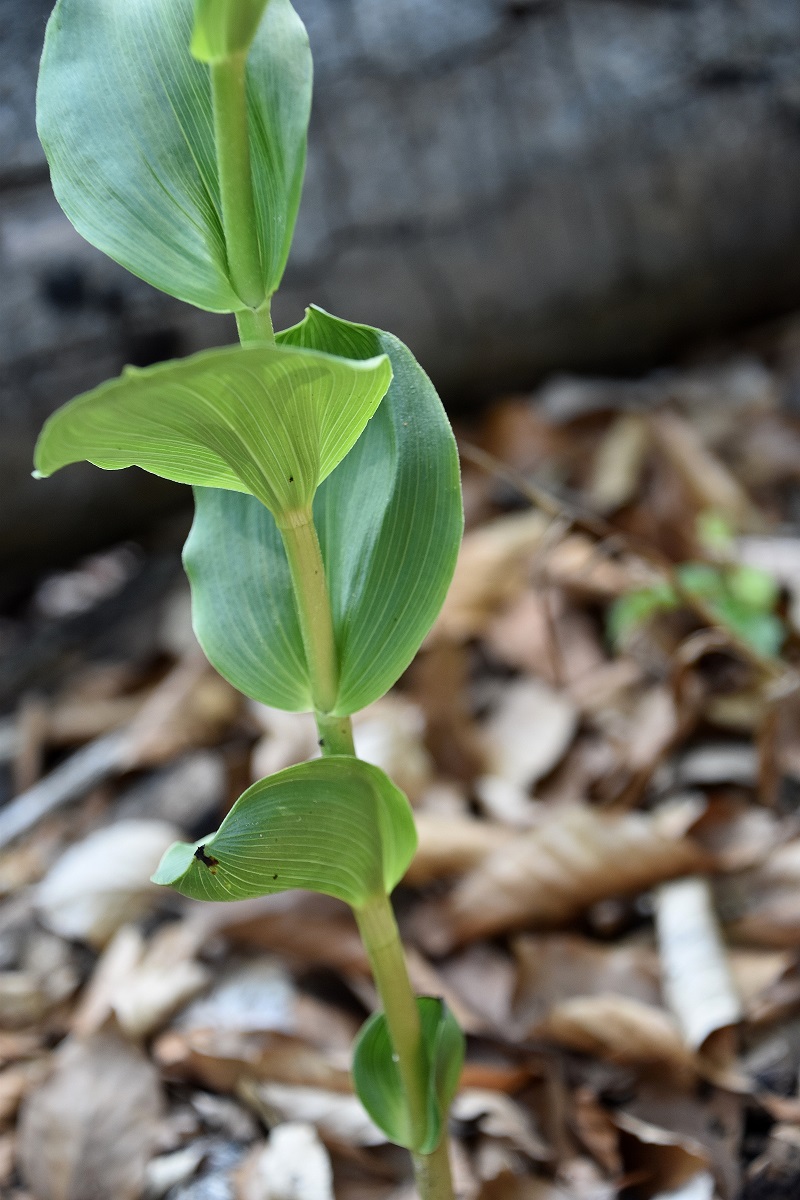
[237, 1123, 334, 1200]
[35, 819, 178, 947]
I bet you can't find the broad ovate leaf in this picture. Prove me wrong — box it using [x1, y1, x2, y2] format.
[37, 0, 311, 309]
[185, 307, 463, 714]
[192, 0, 271, 61]
[353, 997, 464, 1154]
[34, 341, 391, 522]
[152, 757, 417, 908]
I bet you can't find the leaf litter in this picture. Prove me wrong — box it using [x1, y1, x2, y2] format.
[8, 327, 800, 1197]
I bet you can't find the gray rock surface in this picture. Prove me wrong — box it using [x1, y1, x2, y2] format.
[4, 0, 800, 564]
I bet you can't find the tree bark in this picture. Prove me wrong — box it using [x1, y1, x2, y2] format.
[3, 0, 800, 564]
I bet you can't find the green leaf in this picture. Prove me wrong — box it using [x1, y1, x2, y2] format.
[192, 0, 271, 61]
[353, 997, 464, 1154]
[185, 308, 464, 714]
[37, 0, 311, 309]
[607, 581, 677, 648]
[152, 757, 417, 907]
[33, 342, 392, 522]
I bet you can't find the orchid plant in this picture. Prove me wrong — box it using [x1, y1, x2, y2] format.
[33, 0, 465, 1194]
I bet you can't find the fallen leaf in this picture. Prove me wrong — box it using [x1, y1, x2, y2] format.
[35, 819, 178, 947]
[405, 813, 515, 885]
[240, 1080, 385, 1148]
[535, 995, 696, 1082]
[420, 805, 709, 951]
[353, 695, 433, 803]
[585, 414, 650, 515]
[480, 677, 578, 796]
[452, 1089, 551, 1161]
[235, 1123, 334, 1200]
[432, 510, 550, 642]
[18, 1031, 162, 1200]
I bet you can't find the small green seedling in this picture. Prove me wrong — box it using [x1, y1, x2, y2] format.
[609, 513, 784, 659]
[34, 0, 464, 1192]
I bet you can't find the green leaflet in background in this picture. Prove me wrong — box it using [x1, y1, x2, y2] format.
[33, 342, 391, 522]
[185, 308, 464, 715]
[192, 0, 271, 61]
[353, 997, 465, 1154]
[37, 0, 311, 310]
[152, 757, 417, 907]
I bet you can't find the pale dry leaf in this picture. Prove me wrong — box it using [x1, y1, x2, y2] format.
[718, 839, 800, 947]
[18, 1031, 162, 1200]
[353, 695, 433, 802]
[655, 877, 741, 1051]
[651, 1175, 715, 1200]
[115, 924, 209, 1040]
[431, 510, 550, 642]
[236, 1124, 334, 1200]
[251, 706, 319, 779]
[143, 1143, 207, 1200]
[123, 657, 240, 769]
[586, 413, 650, 514]
[35, 819, 178, 947]
[178, 959, 296, 1035]
[481, 678, 579, 793]
[405, 813, 515, 885]
[422, 804, 708, 951]
[535, 994, 696, 1082]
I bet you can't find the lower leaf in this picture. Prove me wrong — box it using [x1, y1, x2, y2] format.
[151, 756, 417, 908]
[352, 997, 464, 1154]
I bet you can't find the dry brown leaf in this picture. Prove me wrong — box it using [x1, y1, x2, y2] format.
[536, 994, 696, 1082]
[571, 1088, 622, 1177]
[18, 1031, 162, 1200]
[656, 877, 741, 1052]
[405, 813, 515, 885]
[123, 656, 240, 768]
[452, 1089, 551, 1161]
[431, 510, 550, 642]
[420, 805, 709, 951]
[240, 1080, 385, 1148]
[154, 1026, 352, 1094]
[718, 839, 800, 947]
[511, 934, 661, 1034]
[614, 1110, 710, 1197]
[35, 819, 178, 948]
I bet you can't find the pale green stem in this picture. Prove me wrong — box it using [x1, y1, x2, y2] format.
[413, 1139, 456, 1200]
[278, 510, 340, 716]
[316, 712, 356, 756]
[210, 54, 265, 311]
[236, 305, 275, 343]
[356, 893, 430, 1152]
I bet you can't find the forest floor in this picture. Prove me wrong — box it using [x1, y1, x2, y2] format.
[4, 315, 800, 1199]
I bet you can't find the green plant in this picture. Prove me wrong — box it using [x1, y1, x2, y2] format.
[34, 0, 464, 1193]
[609, 514, 784, 659]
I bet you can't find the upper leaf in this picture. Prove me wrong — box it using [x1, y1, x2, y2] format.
[353, 997, 465, 1154]
[192, 0, 271, 61]
[152, 757, 417, 908]
[185, 308, 464, 714]
[33, 341, 392, 523]
[37, 0, 311, 309]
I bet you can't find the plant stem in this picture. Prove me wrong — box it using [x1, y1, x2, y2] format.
[278, 510, 340, 716]
[356, 893, 430, 1150]
[236, 305, 275, 343]
[317, 712, 355, 755]
[413, 1139, 456, 1200]
[210, 54, 265, 311]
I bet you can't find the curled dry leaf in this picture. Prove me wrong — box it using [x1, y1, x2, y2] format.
[535, 994, 696, 1083]
[614, 1110, 711, 1198]
[35, 819, 178, 948]
[452, 1089, 551, 1161]
[421, 804, 709, 951]
[655, 877, 741, 1052]
[235, 1123, 334, 1200]
[18, 1031, 162, 1200]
